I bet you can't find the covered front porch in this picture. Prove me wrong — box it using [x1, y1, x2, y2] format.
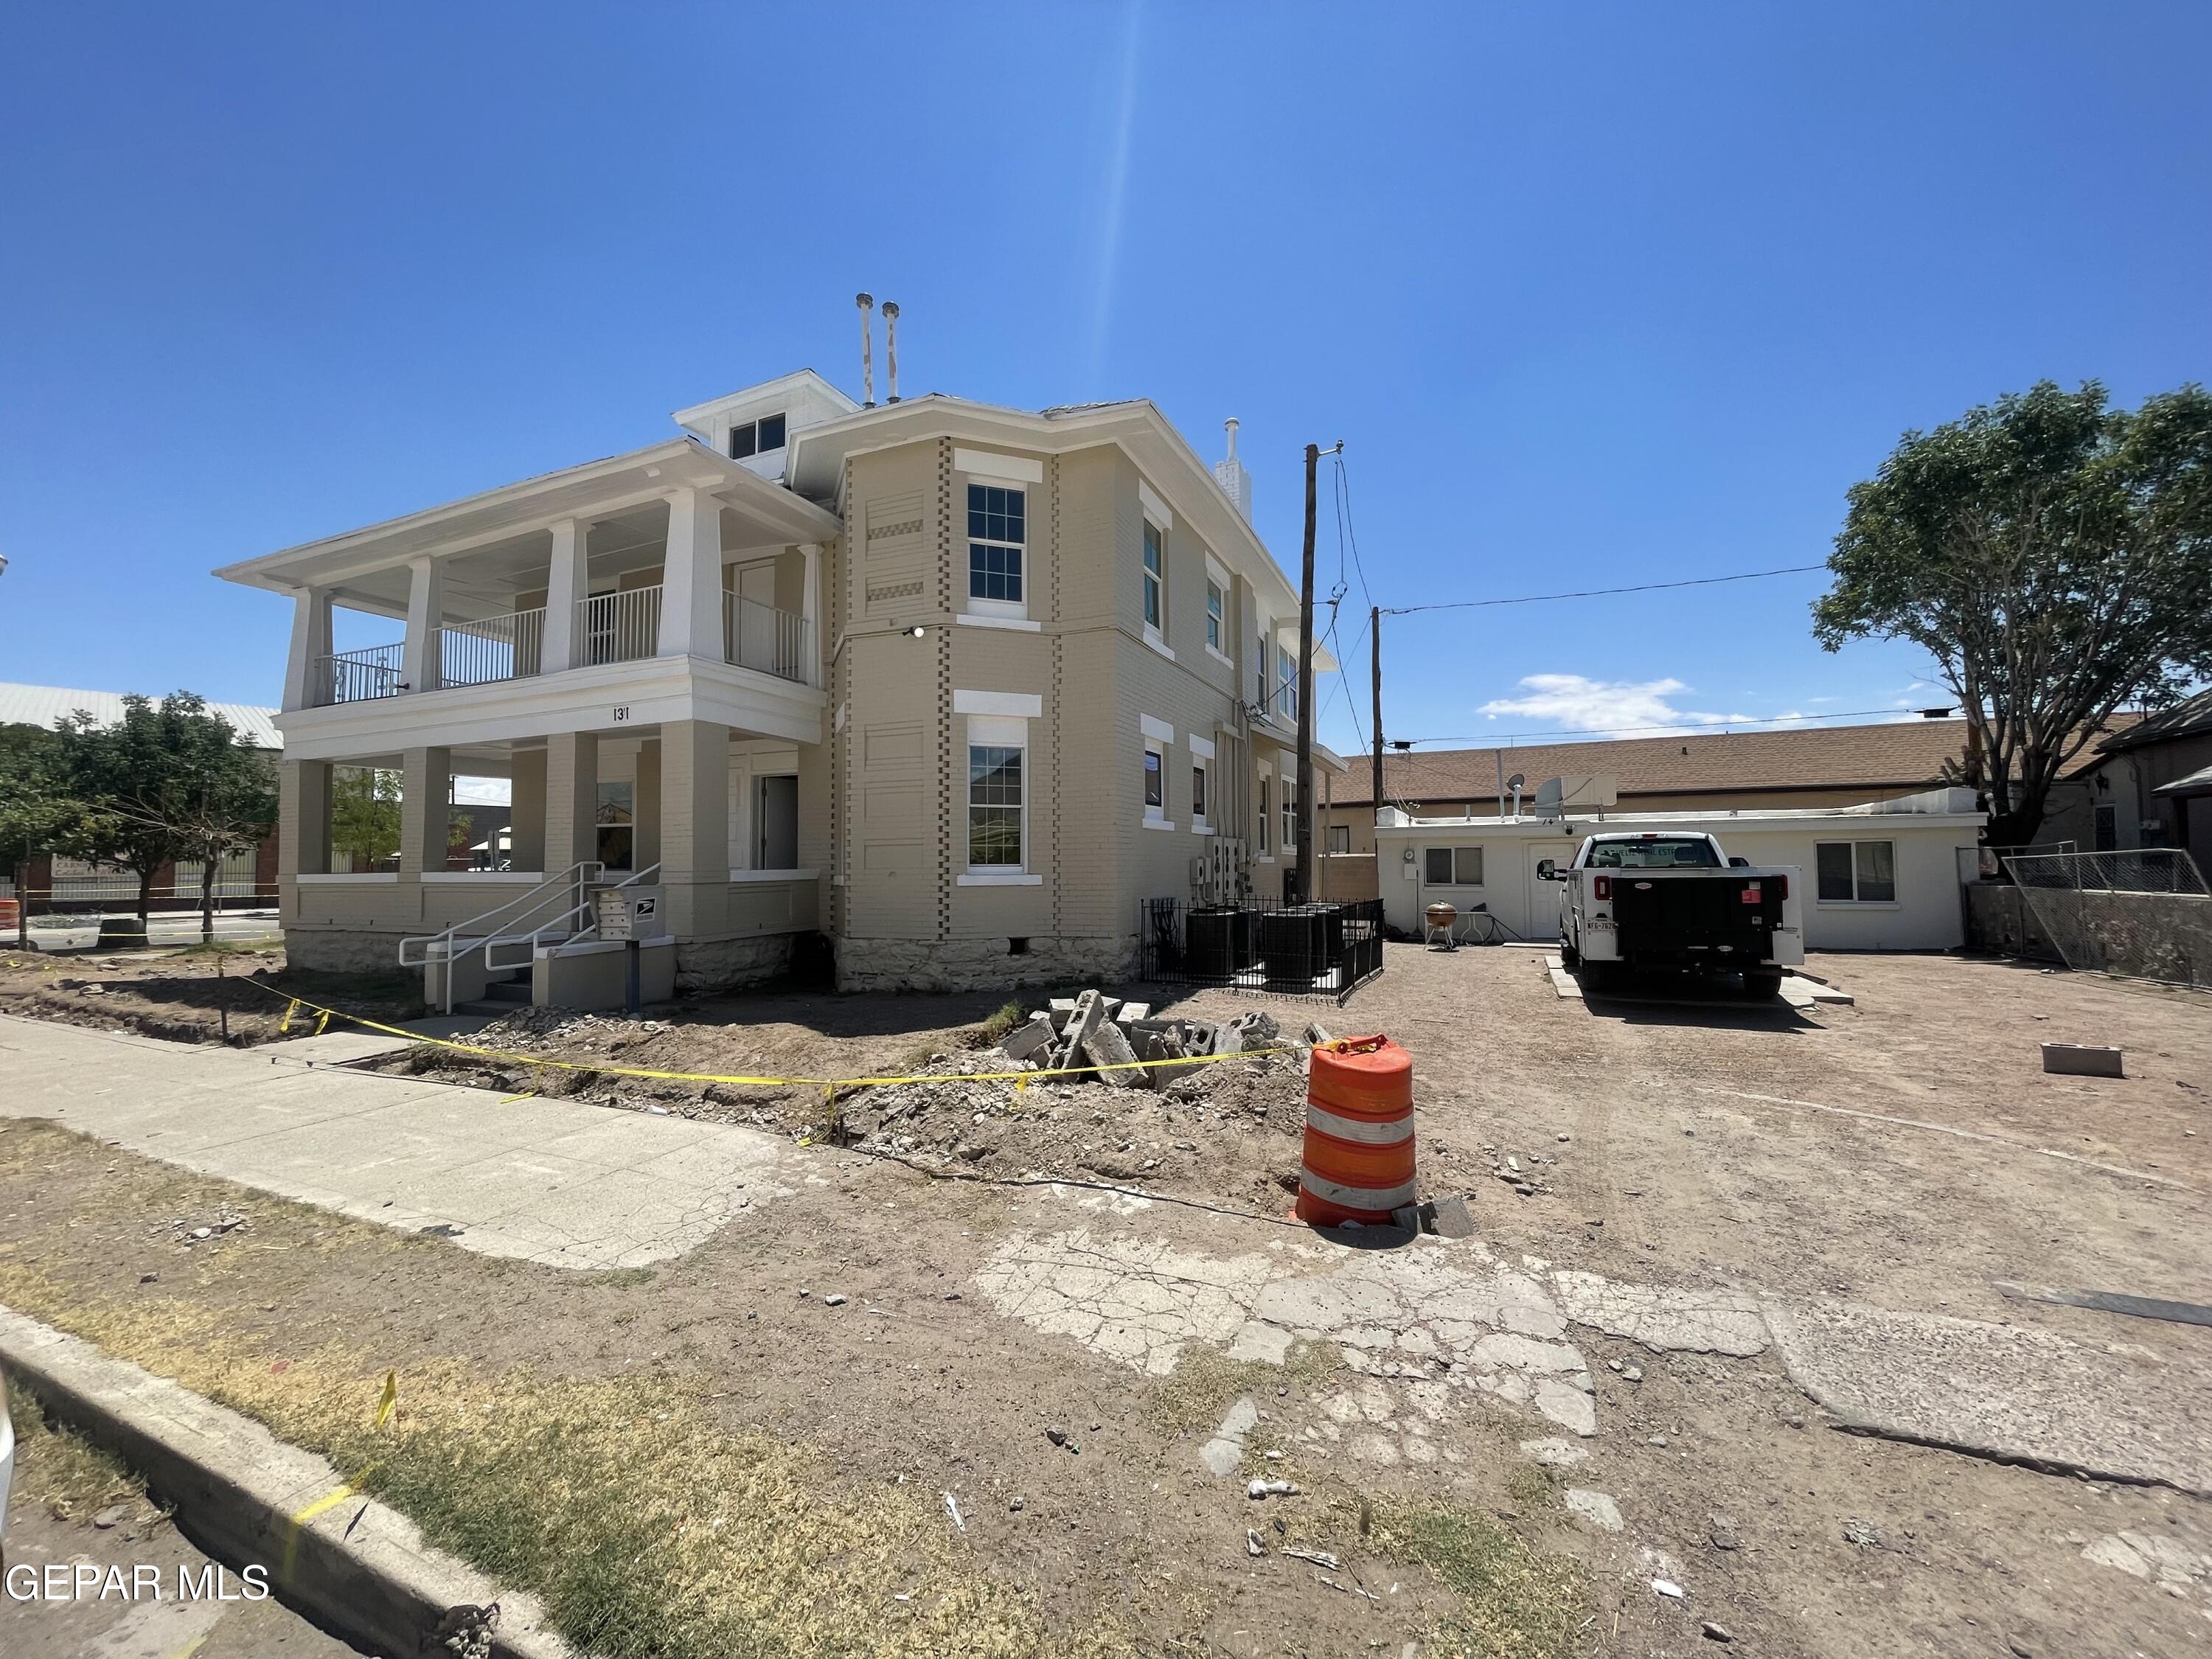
[281, 721, 824, 1007]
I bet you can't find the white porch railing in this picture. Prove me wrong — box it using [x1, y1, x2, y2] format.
[312, 644, 405, 706]
[440, 607, 545, 688]
[577, 585, 661, 667]
[723, 591, 811, 683]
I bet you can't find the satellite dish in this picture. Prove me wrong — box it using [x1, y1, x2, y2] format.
[1506, 773, 1525, 790]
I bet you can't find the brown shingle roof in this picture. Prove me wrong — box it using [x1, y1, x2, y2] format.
[1329, 720, 1973, 810]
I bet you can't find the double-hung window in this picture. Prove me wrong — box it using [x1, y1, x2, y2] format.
[1276, 644, 1297, 720]
[1192, 759, 1209, 827]
[968, 742, 1024, 869]
[1142, 521, 1165, 634]
[1815, 840, 1896, 902]
[1143, 742, 1165, 821]
[1258, 777, 1270, 853]
[967, 484, 1026, 609]
[1281, 773, 1297, 852]
[1205, 578, 1224, 652]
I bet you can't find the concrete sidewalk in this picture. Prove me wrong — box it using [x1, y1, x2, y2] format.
[0, 1014, 790, 1270]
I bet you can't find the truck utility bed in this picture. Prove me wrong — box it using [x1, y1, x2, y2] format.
[1607, 869, 1787, 967]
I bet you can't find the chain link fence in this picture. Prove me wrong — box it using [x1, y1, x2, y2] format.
[2001, 849, 2211, 989]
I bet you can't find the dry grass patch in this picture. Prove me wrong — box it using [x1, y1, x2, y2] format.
[8, 1388, 163, 1530]
[0, 1265, 1130, 1659]
[1371, 1500, 1587, 1659]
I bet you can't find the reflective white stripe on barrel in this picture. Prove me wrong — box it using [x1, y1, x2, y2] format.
[1295, 1169, 1418, 1211]
[1304, 1104, 1414, 1146]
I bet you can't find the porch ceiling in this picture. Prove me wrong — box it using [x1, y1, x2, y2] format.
[215, 438, 841, 616]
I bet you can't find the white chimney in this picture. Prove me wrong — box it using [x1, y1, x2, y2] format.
[1214, 417, 1252, 521]
[883, 301, 901, 403]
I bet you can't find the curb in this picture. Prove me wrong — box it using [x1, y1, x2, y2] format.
[0, 1304, 574, 1659]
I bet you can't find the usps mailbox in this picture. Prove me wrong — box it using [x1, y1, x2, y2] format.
[593, 886, 664, 941]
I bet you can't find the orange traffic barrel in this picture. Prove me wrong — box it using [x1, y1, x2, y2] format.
[0, 898, 16, 929]
[1294, 1034, 1416, 1227]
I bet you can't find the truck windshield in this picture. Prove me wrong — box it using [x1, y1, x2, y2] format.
[1582, 837, 1721, 869]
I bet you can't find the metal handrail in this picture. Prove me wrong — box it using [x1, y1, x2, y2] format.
[440, 607, 546, 688]
[313, 644, 405, 706]
[722, 591, 811, 682]
[399, 860, 603, 1014]
[577, 585, 661, 666]
[481, 862, 662, 976]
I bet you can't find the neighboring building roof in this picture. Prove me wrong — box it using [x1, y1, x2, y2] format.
[1372, 787, 1986, 835]
[1330, 720, 1975, 810]
[2153, 762, 2212, 798]
[0, 682, 282, 751]
[2096, 689, 2212, 755]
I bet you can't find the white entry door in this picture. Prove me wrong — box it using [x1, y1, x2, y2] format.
[1523, 841, 1578, 943]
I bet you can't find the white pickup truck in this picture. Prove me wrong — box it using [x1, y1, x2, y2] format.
[1539, 831, 1804, 997]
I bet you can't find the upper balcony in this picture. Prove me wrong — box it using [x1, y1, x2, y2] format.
[218, 439, 841, 756]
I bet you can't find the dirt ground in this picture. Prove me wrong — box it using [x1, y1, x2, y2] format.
[1, 942, 2209, 1657]
[0, 940, 422, 1046]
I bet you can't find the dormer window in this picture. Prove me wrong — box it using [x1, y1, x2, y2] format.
[728, 412, 787, 459]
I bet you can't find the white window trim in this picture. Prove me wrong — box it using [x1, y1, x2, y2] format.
[953, 448, 1044, 484]
[955, 689, 1044, 718]
[1140, 509, 1168, 652]
[963, 713, 1032, 878]
[1143, 734, 1169, 825]
[1190, 748, 1213, 832]
[964, 474, 1031, 622]
[1203, 554, 1229, 664]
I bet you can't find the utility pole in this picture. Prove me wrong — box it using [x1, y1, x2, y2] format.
[1369, 606, 1384, 825]
[1294, 442, 1319, 907]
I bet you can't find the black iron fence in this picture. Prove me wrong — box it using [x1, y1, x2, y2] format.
[1137, 897, 1385, 1002]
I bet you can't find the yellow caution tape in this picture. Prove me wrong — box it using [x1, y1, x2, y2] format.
[239, 978, 1307, 1094]
[375, 1368, 398, 1429]
[291, 1483, 355, 1526]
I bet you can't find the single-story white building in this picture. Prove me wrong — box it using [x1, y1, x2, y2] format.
[1374, 788, 1985, 951]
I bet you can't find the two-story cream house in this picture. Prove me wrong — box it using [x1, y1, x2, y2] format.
[216, 369, 1342, 1004]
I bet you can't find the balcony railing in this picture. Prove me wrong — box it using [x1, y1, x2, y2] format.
[313, 644, 404, 706]
[577, 585, 661, 667]
[723, 591, 810, 683]
[440, 607, 545, 688]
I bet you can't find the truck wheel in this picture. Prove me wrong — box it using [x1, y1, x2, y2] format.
[1743, 970, 1784, 1000]
[1559, 938, 1580, 969]
[1579, 960, 1619, 994]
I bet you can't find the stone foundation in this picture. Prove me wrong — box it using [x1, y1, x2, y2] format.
[282, 928, 411, 975]
[675, 933, 796, 992]
[832, 933, 1135, 993]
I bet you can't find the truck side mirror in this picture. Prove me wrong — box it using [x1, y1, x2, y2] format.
[1728, 856, 1750, 868]
[1536, 859, 1557, 880]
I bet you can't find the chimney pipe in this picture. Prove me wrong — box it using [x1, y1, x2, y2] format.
[856, 292, 875, 407]
[1223, 417, 1239, 459]
[882, 302, 900, 403]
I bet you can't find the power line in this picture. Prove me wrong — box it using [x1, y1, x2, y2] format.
[1396, 704, 1954, 748]
[1380, 563, 1826, 616]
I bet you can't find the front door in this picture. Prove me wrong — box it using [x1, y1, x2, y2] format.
[1525, 840, 1579, 943]
[757, 774, 799, 869]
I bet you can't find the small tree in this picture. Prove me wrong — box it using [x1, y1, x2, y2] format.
[330, 766, 403, 871]
[56, 694, 277, 928]
[0, 721, 99, 948]
[1814, 380, 2212, 846]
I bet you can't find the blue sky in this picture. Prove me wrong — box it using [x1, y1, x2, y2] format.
[3, 4, 2208, 762]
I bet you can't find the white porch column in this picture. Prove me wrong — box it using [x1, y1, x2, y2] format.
[400, 557, 445, 693]
[541, 518, 589, 673]
[799, 542, 821, 686]
[657, 487, 727, 661]
[282, 586, 333, 712]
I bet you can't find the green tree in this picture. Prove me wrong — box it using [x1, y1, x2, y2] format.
[0, 721, 100, 948]
[1814, 380, 2212, 847]
[330, 766, 403, 871]
[55, 694, 278, 929]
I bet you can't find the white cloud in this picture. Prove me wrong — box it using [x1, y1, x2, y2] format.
[1478, 674, 1758, 738]
[452, 776, 511, 806]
